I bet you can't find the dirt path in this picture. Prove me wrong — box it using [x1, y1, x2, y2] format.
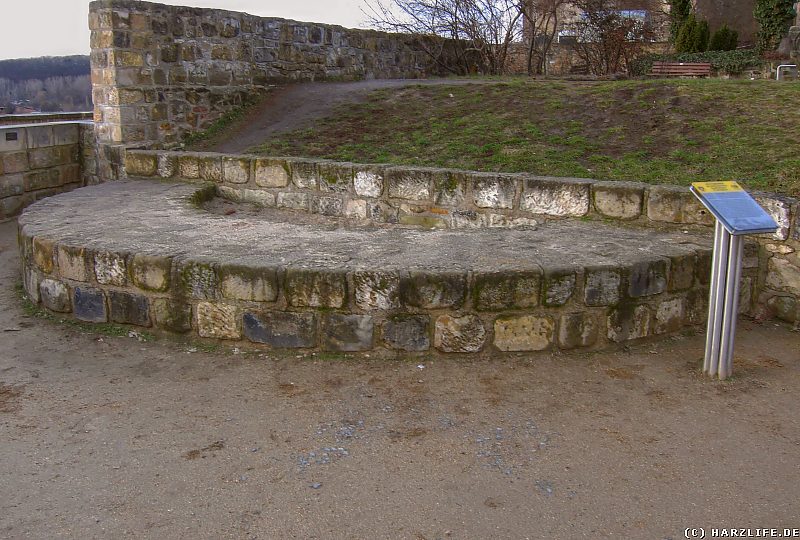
[194, 78, 490, 154]
[1, 218, 799, 539]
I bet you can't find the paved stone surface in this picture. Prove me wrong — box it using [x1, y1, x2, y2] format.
[18, 180, 710, 276]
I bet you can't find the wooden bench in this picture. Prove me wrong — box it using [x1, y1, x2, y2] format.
[649, 61, 712, 77]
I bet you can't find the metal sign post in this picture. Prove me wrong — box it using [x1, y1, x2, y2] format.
[690, 182, 779, 380]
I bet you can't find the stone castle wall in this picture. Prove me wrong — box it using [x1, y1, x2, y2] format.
[0, 123, 96, 221]
[89, 0, 456, 149]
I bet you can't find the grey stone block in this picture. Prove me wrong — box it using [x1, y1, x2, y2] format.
[243, 311, 317, 348]
[39, 279, 71, 313]
[289, 158, 318, 189]
[592, 181, 644, 219]
[285, 269, 347, 308]
[311, 196, 344, 216]
[109, 290, 151, 326]
[219, 264, 278, 302]
[321, 313, 374, 352]
[277, 192, 309, 211]
[558, 312, 598, 349]
[646, 186, 712, 225]
[584, 267, 621, 306]
[387, 168, 431, 201]
[473, 271, 540, 311]
[153, 299, 192, 333]
[472, 174, 516, 209]
[382, 315, 430, 351]
[73, 286, 107, 323]
[607, 303, 652, 342]
[628, 259, 668, 298]
[180, 261, 218, 300]
[318, 162, 353, 193]
[668, 253, 696, 292]
[401, 271, 466, 309]
[493, 314, 554, 351]
[353, 166, 384, 198]
[354, 271, 401, 310]
[434, 171, 465, 206]
[434, 314, 486, 353]
[655, 298, 685, 334]
[521, 177, 590, 216]
[542, 268, 576, 306]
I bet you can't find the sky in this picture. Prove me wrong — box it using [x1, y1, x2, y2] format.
[0, 0, 372, 60]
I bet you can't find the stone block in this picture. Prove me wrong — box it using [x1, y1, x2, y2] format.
[542, 268, 576, 306]
[766, 257, 800, 292]
[178, 155, 201, 179]
[668, 253, 696, 291]
[28, 147, 67, 170]
[695, 250, 713, 286]
[22, 266, 40, 303]
[592, 181, 644, 219]
[434, 171, 465, 207]
[646, 186, 712, 225]
[24, 170, 61, 191]
[131, 254, 171, 292]
[32, 237, 55, 274]
[627, 259, 668, 298]
[277, 192, 309, 211]
[401, 271, 466, 309]
[94, 251, 127, 286]
[767, 295, 797, 323]
[26, 125, 53, 149]
[153, 299, 192, 333]
[754, 194, 794, 241]
[285, 269, 347, 308]
[607, 303, 652, 342]
[451, 210, 486, 229]
[197, 302, 240, 339]
[311, 196, 344, 216]
[472, 174, 516, 209]
[387, 168, 432, 201]
[219, 264, 278, 302]
[493, 315, 554, 352]
[2, 152, 28, 174]
[685, 289, 707, 325]
[521, 177, 590, 216]
[254, 158, 290, 187]
[558, 312, 598, 349]
[109, 290, 151, 326]
[222, 157, 250, 184]
[241, 189, 276, 207]
[487, 214, 538, 229]
[180, 261, 218, 300]
[290, 159, 318, 189]
[243, 311, 317, 348]
[353, 167, 384, 198]
[321, 314, 374, 352]
[382, 315, 430, 351]
[52, 124, 80, 146]
[354, 271, 401, 310]
[156, 153, 176, 178]
[73, 287, 107, 323]
[57, 245, 89, 282]
[318, 162, 353, 193]
[0, 128, 25, 153]
[345, 199, 367, 219]
[0, 174, 24, 199]
[434, 314, 486, 353]
[584, 267, 621, 306]
[198, 156, 223, 183]
[39, 279, 71, 313]
[398, 214, 447, 229]
[473, 271, 540, 311]
[655, 298, 685, 334]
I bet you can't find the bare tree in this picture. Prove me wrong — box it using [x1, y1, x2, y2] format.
[520, 0, 571, 74]
[365, 0, 527, 75]
[568, 0, 659, 75]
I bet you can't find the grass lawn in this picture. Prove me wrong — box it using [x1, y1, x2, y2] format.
[247, 78, 800, 196]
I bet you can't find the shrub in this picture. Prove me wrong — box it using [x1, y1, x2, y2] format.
[669, 0, 693, 43]
[754, 0, 796, 52]
[675, 15, 710, 53]
[628, 49, 762, 76]
[708, 24, 739, 51]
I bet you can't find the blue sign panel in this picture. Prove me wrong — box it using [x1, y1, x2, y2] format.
[690, 182, 779, 235]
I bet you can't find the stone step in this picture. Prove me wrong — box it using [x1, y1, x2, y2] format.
[18, 179, 714, 355]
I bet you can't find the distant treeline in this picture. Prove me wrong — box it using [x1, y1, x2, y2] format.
[0, 56, 91, 113]
[0, 55, 90, 82]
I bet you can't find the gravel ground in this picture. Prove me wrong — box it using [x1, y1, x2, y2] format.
[1, 219, 799, 539]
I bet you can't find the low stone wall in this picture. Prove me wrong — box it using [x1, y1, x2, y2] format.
[17, 180, 714, 354]
[89, 0, 461, 147]
[0, 123, 95, 222]
[123, 149, 800, 324]
[0, 112, 93, 127]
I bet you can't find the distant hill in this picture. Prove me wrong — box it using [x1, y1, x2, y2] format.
[0, 55, 90, 82]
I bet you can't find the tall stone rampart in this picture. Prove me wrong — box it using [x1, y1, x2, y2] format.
[89, 0, 455, 150]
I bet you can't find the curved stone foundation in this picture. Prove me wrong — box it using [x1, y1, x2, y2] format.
[18, 179, 715, 354]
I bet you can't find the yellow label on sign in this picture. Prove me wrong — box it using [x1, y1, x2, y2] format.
[692, 181, 743, 193]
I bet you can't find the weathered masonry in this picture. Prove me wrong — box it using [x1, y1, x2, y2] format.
[8, 0, 800, 354]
